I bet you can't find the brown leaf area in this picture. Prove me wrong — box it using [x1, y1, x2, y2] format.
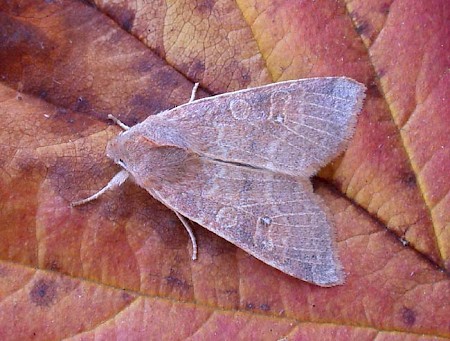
[0, 0, 448, 339]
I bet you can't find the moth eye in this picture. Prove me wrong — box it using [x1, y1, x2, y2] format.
[118, 159, 126, 167]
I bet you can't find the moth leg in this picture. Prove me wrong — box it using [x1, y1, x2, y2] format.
[188, 83, 200, 103]
[71, 170, 129, 206]
[174, 211, 198, 260]
[107, 114, 130, 131]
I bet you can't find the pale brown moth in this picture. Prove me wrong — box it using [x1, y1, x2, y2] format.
[72, 77, 366, 287]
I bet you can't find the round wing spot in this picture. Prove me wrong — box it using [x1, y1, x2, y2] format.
[216, 207, 238, 227]
[229, 99, 251, 120]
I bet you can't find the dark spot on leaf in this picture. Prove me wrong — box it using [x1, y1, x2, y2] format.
[380, 3, 391, 15]
[108, 30, 125, 45]
[240, 72, 251, 84]
[366, 77, 382, 98]
[401, 172, 416, 188]
[356, 21, 371, 35]
[231, 62, 252, 88]
[245, 302, 255, 310]
[187, 60, 206, 81]
[0, 15, 53, 87]
[377, 68, 387, 78]
[154, 71, 184, 93]
[223, 289, 238, 296]
[349, 11, 359, 22]
[46, 260, 61, 272]
[74, 96, 90, 113]
[193, 60, 205, 73]
[130, 94, 167, 117]
[260, 303, 270, 311]
[401, 307, 416, 326]
[14, 151, 43, 175]
[126, 113, 142, 126]
[47, 153, 113, 202]
[136, 59, 154, 73]
[78, 0, 96, 8]
[195, 0, 216, 14]
[39, 90, 48, 99]
[55, 108, 68, 116]
[29, 279, 57, 307]
[121, 291, 134, 303]
[115, 8, 135, 32]
[165, 269, 191, 291]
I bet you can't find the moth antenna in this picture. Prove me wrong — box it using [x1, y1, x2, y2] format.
[174, 211, 198, 260]
[108, 114, 130, 131]
[71, 170, 129, 206]
[189, 83, 200, 103]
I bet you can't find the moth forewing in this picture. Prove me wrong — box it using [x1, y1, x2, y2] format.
[136, 77, 366, 177]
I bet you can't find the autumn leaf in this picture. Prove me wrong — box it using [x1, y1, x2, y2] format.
[0, 0, 449, 340]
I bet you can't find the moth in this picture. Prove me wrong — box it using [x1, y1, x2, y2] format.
[72, 77, 365, 287]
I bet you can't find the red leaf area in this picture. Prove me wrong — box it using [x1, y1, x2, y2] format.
[0, 0, 448, 339]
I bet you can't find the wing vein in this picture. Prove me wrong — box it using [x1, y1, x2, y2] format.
[281, 124, 330, 155]
[271, 212, 316, 218]
[305, 91, 355, 102]
[239, 199, 308, 208]
[213, 175, 297, 184]
[303, 101, 345, 113]
[287, 120, 339, 139]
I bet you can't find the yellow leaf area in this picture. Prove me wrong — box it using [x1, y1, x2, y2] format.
[0, 0, 448, 339]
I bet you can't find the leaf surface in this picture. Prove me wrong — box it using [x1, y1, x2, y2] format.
[0, 0, 448, 339]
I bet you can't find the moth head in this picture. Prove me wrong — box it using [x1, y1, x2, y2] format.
[106, 129, 191, 184]
[106, 130, 159, 170]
